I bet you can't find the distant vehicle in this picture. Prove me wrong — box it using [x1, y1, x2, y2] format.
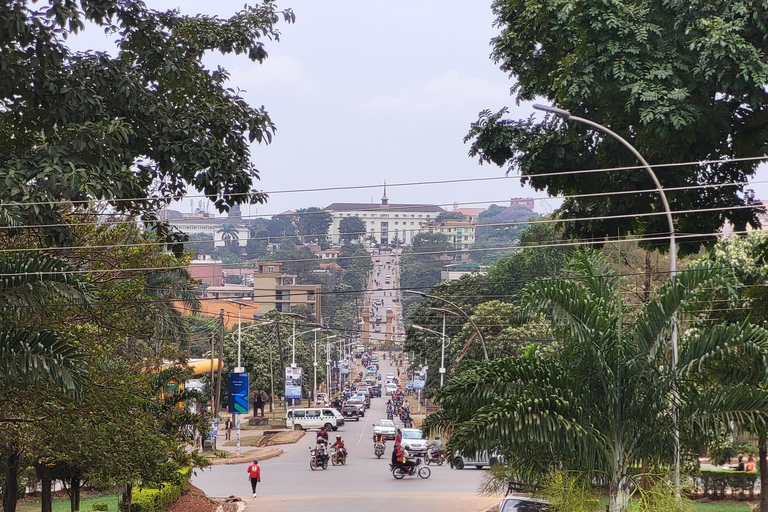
[385, 383, 398, 395]
[386, 373, 395, 381]
[451, 451, 503, 469]
[399, 428, 428, 456]
[498, 496, 551, 512]
[345, 397, 365, 417]
[370, 385, 382, 397]
[386, 274, 391, 279]
[372, 419, 397, 440]
[315, 392, 328, 406]
[341, 404, 360, 420]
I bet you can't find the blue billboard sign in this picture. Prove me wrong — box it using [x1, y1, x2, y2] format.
[228, 372, 249, 414]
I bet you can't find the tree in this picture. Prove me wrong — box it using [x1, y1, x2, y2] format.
[295, 208, 332, 243]
[435, 211, 466, 222]
[266, 215, 297, 241]
[339, 217, 366, 243]
[424, 249, 768, 512]
[465, 0, 767, 255]
[218, 223, 241, 250]
[0, 1, 294, 245]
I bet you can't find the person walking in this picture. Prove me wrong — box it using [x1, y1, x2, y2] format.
[247, 458, 261, 497]
[225, 418, 232, 440]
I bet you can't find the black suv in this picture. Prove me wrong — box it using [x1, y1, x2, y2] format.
[341, 404, 360, 421]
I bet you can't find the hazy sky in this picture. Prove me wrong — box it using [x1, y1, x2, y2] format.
[70, 0, 768, 219]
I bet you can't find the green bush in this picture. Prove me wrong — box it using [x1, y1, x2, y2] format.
[695, 469, 758, 500]
[127, 467, 192, 512]
[93, 503, 109, 511]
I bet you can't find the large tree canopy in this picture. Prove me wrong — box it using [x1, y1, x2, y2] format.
[466, 0, 768, 255]
[0, 0, 294, 245]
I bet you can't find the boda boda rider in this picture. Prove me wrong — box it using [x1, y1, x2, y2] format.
[332, 435, 347, 456]
[316, 427, 329, 444]
[373, 432, 385, 445]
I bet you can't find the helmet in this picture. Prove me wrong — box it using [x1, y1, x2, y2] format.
[336, 435, 341, 440]
[252, 458, 258, 464]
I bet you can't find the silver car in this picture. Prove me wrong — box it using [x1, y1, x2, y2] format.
[498, 496, 550, 512]
[400, 428, 428, 456]
[372, 419, 397, 440]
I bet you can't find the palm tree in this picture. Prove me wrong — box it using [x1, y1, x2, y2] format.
[145, 268, 201, 355]
[218, 223, 240, 250]
[424, 249, 768, 512]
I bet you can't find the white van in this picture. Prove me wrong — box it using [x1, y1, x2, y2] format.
[285, 407, 344, 431]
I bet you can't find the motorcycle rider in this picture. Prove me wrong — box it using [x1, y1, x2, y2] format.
[428, 436, 443, 460]
[316, 426, 329, 446]
[392, 443, 413, 473]
[332, 435, 347, 458]
[373, 432, 385, 446]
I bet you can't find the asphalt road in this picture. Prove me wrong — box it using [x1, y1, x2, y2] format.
[368, 251, 403, 343]
[192, 356, 500, 512]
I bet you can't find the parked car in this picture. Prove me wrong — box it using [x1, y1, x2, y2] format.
[451, 450, 503, 469]
[498, 496, 551, 512]
[370, 385, 382, 397]
[399, 428, 428, 456]
[372, 419, 397, 440]
[341, 404, 360, 421]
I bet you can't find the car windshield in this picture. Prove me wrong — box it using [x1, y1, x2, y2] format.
[500, 500, 550, 512]
[375, 420, 395, 427]
[402, 430, 422, 439]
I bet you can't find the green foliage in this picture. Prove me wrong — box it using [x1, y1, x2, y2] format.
[424, 249, 768, 512]
[127, 468, 191, 512]
[0, 1, 295, 245]
[92, 503, 109, 511]
[338, 217, 366, 243]
[294, 208, 332, 243]
[466, 0, 768, 255]
[695, 470, 758, 501]
[538, 472, 601, 512]
[435, 211, 466, 222]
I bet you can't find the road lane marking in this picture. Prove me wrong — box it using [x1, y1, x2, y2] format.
[358, 414, 370, 445]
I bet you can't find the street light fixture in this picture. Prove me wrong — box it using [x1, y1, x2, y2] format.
[405, 290, 489, 363]
[412, 324, 449, 387]
[532, 103, 680, 495]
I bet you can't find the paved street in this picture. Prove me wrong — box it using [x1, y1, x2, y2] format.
[192, 355, 500, 512]
[367, 250, 404, 344]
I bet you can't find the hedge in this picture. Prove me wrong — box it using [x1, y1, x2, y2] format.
[105, 467, 192, 512]
[694, 469, 759, 500]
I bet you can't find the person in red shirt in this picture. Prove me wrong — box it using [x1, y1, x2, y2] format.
[246, 458, 261, 497]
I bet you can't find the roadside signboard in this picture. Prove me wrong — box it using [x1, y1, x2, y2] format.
[227, 372, 249, 414]
[285, 366, 302, 400]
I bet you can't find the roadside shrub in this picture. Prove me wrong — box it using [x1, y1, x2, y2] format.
[92, 503, 109, 511]
[695, 469, 758, 500]
[119, 467, 192, 512]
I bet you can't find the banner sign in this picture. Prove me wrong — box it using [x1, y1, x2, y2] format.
[227, 372, 249, 414]
[285, 366, 302, 400]
[407, 379, 425, 390]
[208, 418, 218, 442]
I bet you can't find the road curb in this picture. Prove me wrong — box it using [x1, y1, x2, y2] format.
[208, 447, 283, 466]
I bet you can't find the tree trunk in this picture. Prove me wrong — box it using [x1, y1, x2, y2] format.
[122, 482, 133, 512]
[2, 447, 22, 512]
[39, 463, 52, 512]
[760, 429, 768, 512]
[69, 475, 81, 512]
[609, 478, 631, 512]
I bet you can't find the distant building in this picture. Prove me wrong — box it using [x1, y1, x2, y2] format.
[203, 284, 254, 300]
[164, 204, 248, 247]
[188, 258, 224, 287]
[316, 249, 340, 259]
[454, 207, 486, 223]
[175, 298, 260, 329]
[422, 218, 477, 259]
[253, 261, 322, 319]
[441, 263, 488, 281]
[510, 198, 535, 210]
[325, 185, 445, 245]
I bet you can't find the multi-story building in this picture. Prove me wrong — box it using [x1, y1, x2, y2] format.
[422, 217, 477, 256]
[325, 186, 445, 245]
[253, 261, 322, 319]
[164, 204, 248, 247]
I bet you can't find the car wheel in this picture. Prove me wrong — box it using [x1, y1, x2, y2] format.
[294, 424, 303, 431]
[453, 457, 465, 470]
[324, 423, 333, 431]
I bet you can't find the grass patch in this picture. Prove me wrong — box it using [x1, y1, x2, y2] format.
[693, 503, 754, 512]
[17, 493, 120, 512]
[223, 435, 265, 447]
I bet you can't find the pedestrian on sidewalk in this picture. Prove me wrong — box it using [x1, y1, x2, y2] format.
[225, 418, 232, 440]
[247, 458, 261, 497]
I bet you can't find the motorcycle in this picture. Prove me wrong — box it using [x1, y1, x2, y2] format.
[331, 446, 347, 466]
[387, 410, 393, 421]
[309, 446, 329, 471]
[402, 416, 413, 429]
[424, 449, 445, 466]
[374, 441, 385, 459]
[390, 458, 431, 479]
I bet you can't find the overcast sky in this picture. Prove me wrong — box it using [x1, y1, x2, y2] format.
[71, 0, 768, 219]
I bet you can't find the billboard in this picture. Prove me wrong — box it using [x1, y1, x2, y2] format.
[285, 366, 302, 400]
[227, 372, 249, 414]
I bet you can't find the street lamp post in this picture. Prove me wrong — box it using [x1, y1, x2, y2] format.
[405, 290, 489, 363]
[412, 323, 449, 387]
[532, 103, 679, 495]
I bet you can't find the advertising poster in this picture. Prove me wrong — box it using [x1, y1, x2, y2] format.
[227, 372, 249, 414]
[285, 366, 302, 400]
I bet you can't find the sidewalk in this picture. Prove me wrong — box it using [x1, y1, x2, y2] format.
[207, 417, 300, 466]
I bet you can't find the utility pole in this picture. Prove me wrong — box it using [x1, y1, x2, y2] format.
[214, 309, 224, 451]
